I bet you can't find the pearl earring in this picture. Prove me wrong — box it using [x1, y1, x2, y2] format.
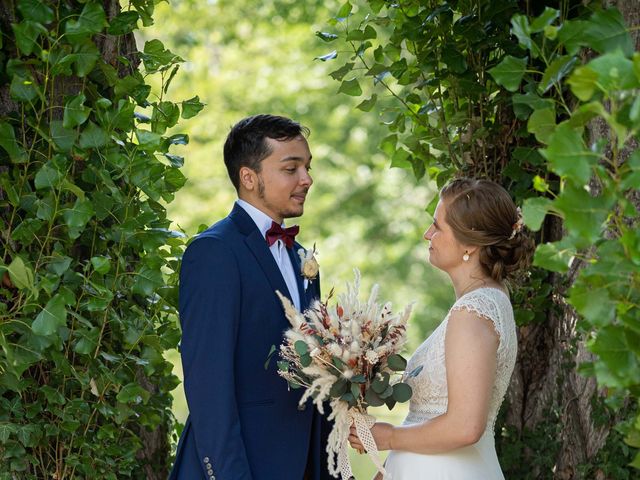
[463, 252, 470, 262]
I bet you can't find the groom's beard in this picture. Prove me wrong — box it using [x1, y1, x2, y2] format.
[257, 176, 305, 219]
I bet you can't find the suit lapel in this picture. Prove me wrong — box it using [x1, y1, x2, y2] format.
[287, 244, 307, 310]
[229, 204, 295, 304]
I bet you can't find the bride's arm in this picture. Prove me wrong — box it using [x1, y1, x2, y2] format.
[351, 308, 499, 455]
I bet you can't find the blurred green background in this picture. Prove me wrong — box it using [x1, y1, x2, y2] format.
[141, 0, 453, 477]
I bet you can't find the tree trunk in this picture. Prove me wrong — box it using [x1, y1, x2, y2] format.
[1, 1, 170, 477]
[503, 2, 640, 478]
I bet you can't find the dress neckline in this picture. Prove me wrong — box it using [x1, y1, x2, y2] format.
[458, 286, 510, 301]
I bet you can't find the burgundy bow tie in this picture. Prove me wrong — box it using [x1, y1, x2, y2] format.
[266, 222, 299, 249]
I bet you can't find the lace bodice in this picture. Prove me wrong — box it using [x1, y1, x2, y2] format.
[403, 288, 517, 432]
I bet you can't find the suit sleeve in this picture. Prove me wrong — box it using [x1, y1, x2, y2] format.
[179, 236, 252, 480]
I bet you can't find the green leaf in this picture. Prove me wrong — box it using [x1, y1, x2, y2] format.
[142, 39, 182, 72]
[32, 295, 67, 336]
[387, 354, 407, 371]
[329, 63, 354, 81]
[63, 198, 94, 229]
[79, 122, 110, 149]
[10, 75, 38, 102]
[356, 94, 377, 112]
[364, 388, 385, 407]
[132, 264, 163, 297]
[34, 163, 62, 190]
[538, 55, 577, 94]
[567, 66, 599, 102]
[587, 51, 638, 93]
[17, 0, 54, 24]
[527, 108, 555, 144]
[151, 101, 180, 133]
[316, 31, 338, 42]
[107, 11, 139, 35]
[392, 382, 412, 403]
[0, 121, 27, 163]
[337, 78, 362, 96]
[70, 40, 100, 77]
[181, 96, 205, 119]
[74, 328, 99, 355]
[90, 256, 111, 274]
[488, 55, 528, 92]
[585, 8, 634, 57]
[12, 20, 47, 56]
[568, 284, 615, 327]
[557, 20, 590, 55]
[336, 2, 352, 21]
[0, 424, 16, 443]
[540, 123, 597, 185]
[522, 197, 551, 231]
[7, 257, 35, 292]
[330, 378, 348, 398]
[589, 326, 640, 387]
[533, 241, 574, 273]
[65, 1, 107, 36]
[294, 340, 308, 356]
[116, 383, 150, 404]
[136, 130, 162, 150]
[553, 182, 615, 247]
[63, 94, 91, 129]
[530, 7, 559, 32]
[50, 121, 77, 153]
[510, 14, 532, 51]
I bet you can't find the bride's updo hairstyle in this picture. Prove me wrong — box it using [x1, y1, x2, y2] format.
[440, 178, 535, 282]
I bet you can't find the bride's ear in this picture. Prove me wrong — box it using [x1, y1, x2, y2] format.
[463, 245, 480, 260]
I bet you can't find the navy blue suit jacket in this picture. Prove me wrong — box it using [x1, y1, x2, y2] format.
[170, 204, 332, 480]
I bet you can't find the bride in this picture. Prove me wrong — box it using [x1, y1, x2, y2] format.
[349, 178, 534, 479]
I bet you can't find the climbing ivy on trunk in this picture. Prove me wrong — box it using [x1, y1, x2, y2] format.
[0, 0, 202, 477]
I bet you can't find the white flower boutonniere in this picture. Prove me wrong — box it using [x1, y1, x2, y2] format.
[298, 244, 319, 284]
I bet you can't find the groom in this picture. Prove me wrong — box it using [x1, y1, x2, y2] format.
[169, 114, 331, 480]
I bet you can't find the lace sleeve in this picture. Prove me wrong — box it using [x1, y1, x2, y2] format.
[449, 289, 503, 341]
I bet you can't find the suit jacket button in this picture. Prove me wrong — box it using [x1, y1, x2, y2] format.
[203, 457, 210, 463]
[207, 469, 213, 476]
[210, 476, 216, 480]
[206, 463, 212, 469]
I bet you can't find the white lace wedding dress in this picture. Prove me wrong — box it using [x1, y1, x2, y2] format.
[384, 287, 517, 480]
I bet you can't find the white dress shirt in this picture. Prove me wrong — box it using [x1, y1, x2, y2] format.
[236, 199, 301, 310]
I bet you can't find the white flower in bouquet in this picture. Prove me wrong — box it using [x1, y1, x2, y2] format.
[275, 270, 414, 480]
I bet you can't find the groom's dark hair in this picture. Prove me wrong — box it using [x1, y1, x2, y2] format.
[223, 114, 310, 191]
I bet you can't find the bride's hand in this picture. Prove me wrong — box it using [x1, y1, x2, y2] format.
[348, 422, 395, 452]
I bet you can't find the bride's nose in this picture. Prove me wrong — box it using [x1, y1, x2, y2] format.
[424, 225, 434, 240]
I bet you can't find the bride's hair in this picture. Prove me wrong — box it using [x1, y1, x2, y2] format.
[440, 178, 535, 282]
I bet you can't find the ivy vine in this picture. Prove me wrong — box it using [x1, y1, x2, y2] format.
[0, 0, 202, 477]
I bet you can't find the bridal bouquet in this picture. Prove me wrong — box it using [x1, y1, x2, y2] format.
[276, 270, 414, 480]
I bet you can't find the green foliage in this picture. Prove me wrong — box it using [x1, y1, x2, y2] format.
[324, 0, 639, 473]
[0, 0, 199, 477]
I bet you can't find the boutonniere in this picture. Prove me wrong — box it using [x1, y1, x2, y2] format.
[298, 244, 319, 283]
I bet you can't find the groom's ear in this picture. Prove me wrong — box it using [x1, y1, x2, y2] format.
[239, 166, 258, 192]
